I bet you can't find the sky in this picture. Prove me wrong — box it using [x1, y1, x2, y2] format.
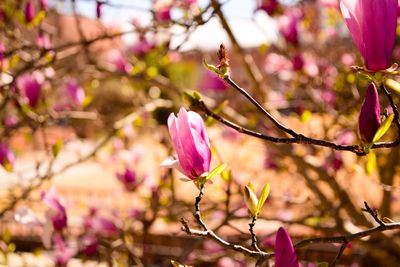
[50, 0, 280, 50]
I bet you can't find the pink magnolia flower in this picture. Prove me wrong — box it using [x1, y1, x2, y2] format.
[275, 227, 300, 267]
[17, 73, 42, 107]
[358, 83, 381, 143]
[116, 168, 140, 191]
[24, 0, 35, 23]
[162, 107, 211, 180]
[65, 79, 85, 107]
[0, 143, 15, 171]
[199, 71, 228, 92]
[42, 188, 67, 231]
[340, 0, 398, 71]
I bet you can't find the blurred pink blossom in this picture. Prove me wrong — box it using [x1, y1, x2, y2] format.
[257, 0, 280, 16]
[16, 73, 42, 107]
[84, 208, 119, 237]
[36, 32, 52, 49]
[155, 6, 171, 21]
[116, 168, 140, 191]
[42, 188, 67, 231]
[279, 9, 302, 45]
[199, 71, 228, 92]
[65, 79, 85, 107]
[4, 115, 18, 129]
[292, 53, 304, 71]
[129, 37, 154, 57]
[341, 53, 355, 66]
[0, 143, 15, 171]
[109, 50, 132, 73]
[53, 234, 75, 266]
[80, 234, 98, 257]
[39, 0, 48, 11]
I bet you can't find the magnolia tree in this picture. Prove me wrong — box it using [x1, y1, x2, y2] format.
[1, 0, 400, 266]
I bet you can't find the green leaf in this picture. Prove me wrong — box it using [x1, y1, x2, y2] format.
[52, 140, 63, 158]
[205, 163, 227, 183]
[372, 114, 394, 143]
[256, 183, 270, 216]
[385, 79, 400, 94]
[202, 59, 219, 73]
[316, 262, 329, 267]
[366, 151, 377, 176]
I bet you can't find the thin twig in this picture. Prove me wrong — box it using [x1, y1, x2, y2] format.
[225, 77, 298, 138]
[329, 242, 347, 267]
[181, 185, 272, 261]
[362, 201, 385, 226]
[249, 216, 261, 252]
[191, 97, 400, 155]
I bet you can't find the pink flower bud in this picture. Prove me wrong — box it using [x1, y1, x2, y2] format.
[116, 168, 139, 191]
[165, 108, 211, 180]
[340, 0, 398, 71]
[25, 0, 35, 23]
[275, 227, 300, 267]
[358, 83, 381, 143]
[17, 73, 42, 107]
[65, 79, 85, 107]
[42, 188, 67, 231]
[0, 143, 15, 171]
